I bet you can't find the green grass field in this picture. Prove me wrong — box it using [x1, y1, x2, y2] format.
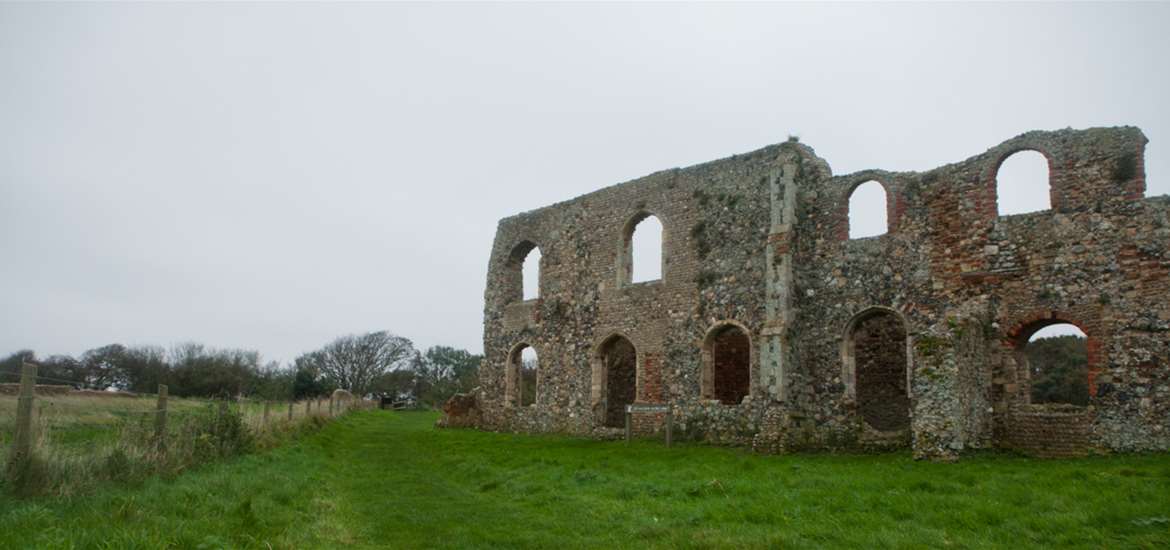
[0, 394, 212, 448]
[1, 410, 1168, 548]
[0, 393, 344, 497]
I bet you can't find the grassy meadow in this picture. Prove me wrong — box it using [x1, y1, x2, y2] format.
[1, 410, 1168, 548]
[0, 393, 211, 449]
[0, 392, 347, 497]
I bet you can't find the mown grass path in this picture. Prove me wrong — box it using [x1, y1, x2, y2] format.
[2, 410, 1169, 548]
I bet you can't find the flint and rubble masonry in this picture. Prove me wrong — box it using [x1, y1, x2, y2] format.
[467, 126, 1168, 461]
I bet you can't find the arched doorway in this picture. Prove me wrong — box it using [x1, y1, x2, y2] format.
[843, 308, 910, 431]
[701, 323, 752, 405]
[597, 335, 637, 428]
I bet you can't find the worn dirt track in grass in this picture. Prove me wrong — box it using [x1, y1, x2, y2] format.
[2, 410, 1169, 548]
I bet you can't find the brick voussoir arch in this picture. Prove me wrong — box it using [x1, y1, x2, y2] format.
[836, 171, 901, 241]
[1002, 311, 1101, 398]
[981, 139, 1060, 219]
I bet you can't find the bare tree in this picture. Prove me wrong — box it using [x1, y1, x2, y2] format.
[313, 331, 415, 396]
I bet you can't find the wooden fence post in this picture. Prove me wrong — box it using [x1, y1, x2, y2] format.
[665, 410, 673, 448]
[263, 400, 270, 425]
[624, 408, 631, 444]
[217, 400, 228, 431]
[305, 400, 311, 416]
[8, 361, 37, 472]
[155, 384, 168, 452]
[287, 401, 293, 420]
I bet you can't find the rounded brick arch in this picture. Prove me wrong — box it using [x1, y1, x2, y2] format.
[504, 341, 541, 408]
[983, 144, 1059, 219]
[1003, 312, 1101, 400]
[836, 173, 901, 240]
[700, 320, 754, 405]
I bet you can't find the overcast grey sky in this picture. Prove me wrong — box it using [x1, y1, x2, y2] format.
[2, 3, 1167, 364]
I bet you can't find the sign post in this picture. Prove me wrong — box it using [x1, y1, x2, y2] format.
[624, 403, 673, 447]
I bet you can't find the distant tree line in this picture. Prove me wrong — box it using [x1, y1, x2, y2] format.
[1, 331, 481, 405]
[1027, 334, 1089, 406]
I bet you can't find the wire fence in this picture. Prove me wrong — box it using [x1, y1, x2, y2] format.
[1, 361, 373, 496]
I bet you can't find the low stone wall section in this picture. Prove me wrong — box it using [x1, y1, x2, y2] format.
[1003, 405, 1092, 458]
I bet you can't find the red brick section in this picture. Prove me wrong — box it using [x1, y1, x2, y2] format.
[713, 328, 750, 405]
[770, 231, 791, 255]
[640, 352, 664, 403]
[1004, 405, 1091, 458]
[889, 187, 905, 233]
[837, 178, 899, 241]
[1005, 312, 1099, 397]
[1126, 147, 1147, 201]
[630, 411, 668, 436]
[438, 392, 481, 428]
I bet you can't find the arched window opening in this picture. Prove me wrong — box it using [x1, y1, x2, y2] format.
[598, 335, 637, 428]
[1022, 324, 1088, 406]
[705, 324, 750, 405]
[996, 150, 1051, 216]
[506, 343, 539, 407]
[848, 180, 888, 239]
[505, 241, 541, 303]
[848, 310, 910, 431]
[519, 346, 538, 406]
[522, 248, 541, 301]
[625, 213, 663, 284]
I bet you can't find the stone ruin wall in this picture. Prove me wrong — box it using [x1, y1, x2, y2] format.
[472, 126, 1169, 460]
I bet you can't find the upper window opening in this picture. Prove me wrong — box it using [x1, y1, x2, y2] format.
[630, 214, 663, 283]
[522, 248, 541, 300]
[1024, 323, 1088, 406]
[505, 241, 540, 303]
[996, 150, 1051, 215]
[848, 180, 888, 239]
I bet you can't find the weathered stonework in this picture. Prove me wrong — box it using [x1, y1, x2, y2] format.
[472, 126, 1170, 460]
[436, 390, 481, 428]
